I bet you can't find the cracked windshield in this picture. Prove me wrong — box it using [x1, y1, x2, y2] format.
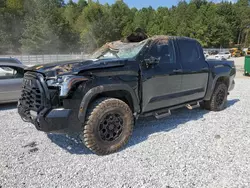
[91, 40, 147, 59]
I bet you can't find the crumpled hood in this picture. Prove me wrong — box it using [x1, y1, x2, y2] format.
[26, 58, 126, 77]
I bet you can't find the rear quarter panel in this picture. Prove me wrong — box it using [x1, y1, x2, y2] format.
[204, 60, 236, 100]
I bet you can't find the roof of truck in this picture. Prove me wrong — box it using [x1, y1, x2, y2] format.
[94, 35, 196, 55]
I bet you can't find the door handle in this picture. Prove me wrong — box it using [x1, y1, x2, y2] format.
[173, 69, 183, 73]
[201, 67, 209, 71]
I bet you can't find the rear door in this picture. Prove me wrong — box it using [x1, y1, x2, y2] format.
[141, 39, 183, 112]
[177, 39, 209, 103]
[0, 65, 24, 103]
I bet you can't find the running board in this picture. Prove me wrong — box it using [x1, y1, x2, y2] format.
[141, 100, 203, 119]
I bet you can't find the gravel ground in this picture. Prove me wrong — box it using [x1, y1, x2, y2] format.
[0, 78, 250, 188]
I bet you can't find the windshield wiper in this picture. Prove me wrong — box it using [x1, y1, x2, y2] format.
[97, 47, 120, 59]
[109, 48, 120, 58]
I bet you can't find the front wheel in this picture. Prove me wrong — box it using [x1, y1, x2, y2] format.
[202, 82, 228, 111]
[80, 98, 134, 155]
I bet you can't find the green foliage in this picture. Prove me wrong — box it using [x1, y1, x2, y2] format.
[0, 14, 13, 54]
[1, 0, 250, 54]
[6, 0, 24, 10]
[77, 0, 88, 10]
[0, 0, 24, 54]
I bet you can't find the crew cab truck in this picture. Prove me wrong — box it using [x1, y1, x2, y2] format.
[18, 36, 236, 155]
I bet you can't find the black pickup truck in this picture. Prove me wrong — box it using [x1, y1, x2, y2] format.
[18, 36, 236, 155]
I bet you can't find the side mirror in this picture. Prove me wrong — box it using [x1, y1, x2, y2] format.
[144, 57, 160, 67]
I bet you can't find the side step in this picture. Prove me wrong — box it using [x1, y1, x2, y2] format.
[155, 110, 171, 119]
[186, 102, 200, 110]
[155, 102, 199, 119]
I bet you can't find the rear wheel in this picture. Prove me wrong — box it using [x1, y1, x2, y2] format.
[202, 82, 228, 111]
[81, 98, 134, 155]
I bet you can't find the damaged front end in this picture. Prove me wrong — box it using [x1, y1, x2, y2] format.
[17, 29, 148, 133]
[46, 74, 89, 97]
[18, 71, 89, 133]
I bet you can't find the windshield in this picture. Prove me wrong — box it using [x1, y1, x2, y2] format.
[90, 40, 147, 59]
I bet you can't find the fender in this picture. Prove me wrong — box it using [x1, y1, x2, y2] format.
[204, 71, 230, 101]
[78, 84, 140, 123]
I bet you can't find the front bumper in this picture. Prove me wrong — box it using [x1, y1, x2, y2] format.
[18, 71, 83, 134]
[18, 106, 75, 133]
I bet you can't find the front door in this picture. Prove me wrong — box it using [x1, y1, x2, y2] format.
[141, 39, 183, 113]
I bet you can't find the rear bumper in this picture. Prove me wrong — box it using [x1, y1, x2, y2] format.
[229, 79, 235, 91]
[18, 106, 81, 133]
[228, 73, 235, 92]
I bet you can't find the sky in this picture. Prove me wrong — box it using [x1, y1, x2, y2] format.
[70, 0, 181, 9]
[66, 0, 237, 9]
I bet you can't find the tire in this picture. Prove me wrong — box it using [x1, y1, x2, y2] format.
[202, 82, 228, 111]
[80, 98, 134, 155]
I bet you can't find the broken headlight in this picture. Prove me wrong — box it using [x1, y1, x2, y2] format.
[46, 75, 89, 97]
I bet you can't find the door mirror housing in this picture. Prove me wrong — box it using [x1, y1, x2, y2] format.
[144, 57, 160, 67]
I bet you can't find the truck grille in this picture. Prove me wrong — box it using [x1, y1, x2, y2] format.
[19, 72, 48, 118]
[21, 80, 42, 111]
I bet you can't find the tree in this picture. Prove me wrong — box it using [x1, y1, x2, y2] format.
[63, 1, 79, 27]
[0, 0, 5, 8]
[190, 0, 207, 8]
[234, 0, 250, 45]
[0, 0, 25, 54]
[132, 7, 155, 34]
[6, 0, 24, 10]
[76, 1, 107, 51]
[0, 13, 13, 54]
[21, 17, 60, 54]
[21, 0, 79, 54]
[1, 0, 250, 54]
[109, 0, 132, 39]
[78, 0, 88, 10]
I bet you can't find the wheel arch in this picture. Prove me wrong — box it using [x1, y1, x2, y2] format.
[216, 76, 229, 88]
[78, 84, 140, 123]
[204, 73, 230, 101]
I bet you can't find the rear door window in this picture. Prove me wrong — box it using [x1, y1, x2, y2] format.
[178, 39, 205, 69]
[178, 40, 199, 62]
